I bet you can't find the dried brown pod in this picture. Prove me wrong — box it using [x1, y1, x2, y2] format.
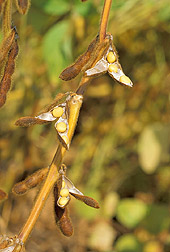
[54, 184, 73, 237]
[12, 167, 48, 195]
[59, 36, 99, 81]
[15, 93, 67, 127]
[0, 189, 8, 201]
[15, 0, 30, 15]
[15, 116, 50, 127]
[0, 37, 19, 108]
[55, 205, 73, 237]
[85, 33, 133, 87]
[59, 35, 111, 81]
[0, 28, 16, 68]
[70, 193, 100, 208]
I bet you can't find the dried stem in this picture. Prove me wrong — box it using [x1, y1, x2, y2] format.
[16, 0, 112, 246]
[76, 76, 90, 95]
[76, 0, 112, 94]
[18, 95, 83, 243]
[99, 0, 112, 42]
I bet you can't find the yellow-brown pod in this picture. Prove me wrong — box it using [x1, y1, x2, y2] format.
[15, 0, 30, 15]
[82, 35, 110, 72]
[54, 183, 73, 237]
[70, 193, 100, 209]
[15, 116, 50, 127]
[54, 205, 73, 237]
[12, 182, 27, 195]
[41, 93, 66, 114]
[25, 167, 48, 189]
[59, 36, 99, 81]
[12, 167, 48, 195]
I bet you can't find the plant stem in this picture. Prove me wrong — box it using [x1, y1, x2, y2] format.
[18, 94, 83, 243]
[76, 76, 90, 95]
[76, 0, 112, 94]
[17, 0, 112, 245]
[99, 0, 112, 42]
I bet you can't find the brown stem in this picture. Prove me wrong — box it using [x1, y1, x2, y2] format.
[18, 94, 83, 243]
[99, 0, 112, 42]
[17, 0, 113, 245]
[76, 0, 112, 94]
[76, 76, 90, 95]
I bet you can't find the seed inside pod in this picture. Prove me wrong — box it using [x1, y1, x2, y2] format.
[108, 64, 118, 73]
[52, 107, 63, 118]
[107, 51, 116, 63]
[56, 122, 67, 133]
[60, 188, 69, 197]
[58, 196, 69, 207]
[120, 75, 131, 84]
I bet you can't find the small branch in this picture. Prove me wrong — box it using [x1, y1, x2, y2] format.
[15, 0, 113, 246]
[18, 146, 62, 243]
[76, 76, 90, 95]
[18, 94, 83, 244]
[99, 0, 112, 42]
[76, 0, 112, 94]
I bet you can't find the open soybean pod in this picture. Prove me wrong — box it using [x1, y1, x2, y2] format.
[12, 167, 49, 195]
[62, 175, 83, 196]
[15, 0, 30, 15]
[82, 34, 111, 73]
[66, 93, 83, 142]
[57, 175, 70, 209]
[55, 93, 83, 150]
[54, 183, 73, 237]
[85, 33, 133, 87]
[15, 93, 67, 127]
[59, 35, 111, 81]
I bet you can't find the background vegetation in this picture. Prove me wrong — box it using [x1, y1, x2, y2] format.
[0, 0, 170, 251]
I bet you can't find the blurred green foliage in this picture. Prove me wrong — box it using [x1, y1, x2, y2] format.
[0, 0, 170, 251]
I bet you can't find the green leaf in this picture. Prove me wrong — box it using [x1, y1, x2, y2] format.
[116, 199, 148, 229]
[138, 123, 170, 174]
[115, 234, 143, 252]
[33, 0, 70, 16]
[42, 21, 72, 83]
[73, 0, 95, 16]
[158, 3, 170, 21]
[141, 204, 170, 234]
